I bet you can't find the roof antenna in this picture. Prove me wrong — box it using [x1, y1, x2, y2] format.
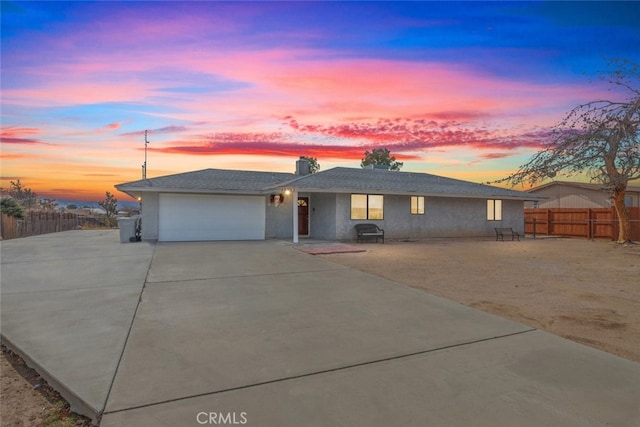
[142, 130, 149, 179]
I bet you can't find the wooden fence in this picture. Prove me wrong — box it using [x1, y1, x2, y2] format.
[524, 207, 640, 241]
[0, 212, 106, 240]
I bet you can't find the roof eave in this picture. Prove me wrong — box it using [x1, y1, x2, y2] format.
[290, 187, 544, 200]
[114, 185, 267, 196]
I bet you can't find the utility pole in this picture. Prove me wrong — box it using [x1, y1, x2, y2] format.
[142, 130, 149, 179]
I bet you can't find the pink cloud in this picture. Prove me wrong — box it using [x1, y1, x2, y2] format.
[285, 117, 553, 152]
[121, 126, 189, 137]
[6, 45, 612, 134]
[149, 131, 422, 161]
[84, 122, 123, 135]
[0, 153, 30, 160]
[477, 152, 514, 160]
[104, 122, 121, 131]
[0, 127, 46, 144]
[145, 119, 550, 162]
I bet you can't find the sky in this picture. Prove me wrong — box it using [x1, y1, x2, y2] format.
[2, 1, 640, 202]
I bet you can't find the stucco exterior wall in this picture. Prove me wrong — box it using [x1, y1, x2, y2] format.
[140, 192, 159, 241]
[333, 194, 524, 241]
[139, 190, 525, 242]
[307, 193, 337, 240]
[265, 193, 293, 239]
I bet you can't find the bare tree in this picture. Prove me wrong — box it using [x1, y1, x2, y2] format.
[38, 198, 58, 211]
[98, 191, 119, 227]
[8, 179, 38, 209]
[500, 60, 640, 243]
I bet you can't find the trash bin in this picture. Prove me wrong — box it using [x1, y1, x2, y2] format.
[117, 217, 137, 243]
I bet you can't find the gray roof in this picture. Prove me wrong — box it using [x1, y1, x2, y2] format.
[116, 166, 537, 200]
[115, 169, 297, 195]
[283, 167, 536, 200]
[528, 180, 640, 193]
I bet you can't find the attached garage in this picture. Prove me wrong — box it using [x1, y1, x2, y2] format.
[158, 193, 266, 242]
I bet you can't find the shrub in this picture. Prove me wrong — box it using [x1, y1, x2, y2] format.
[1, 197, 26, 219]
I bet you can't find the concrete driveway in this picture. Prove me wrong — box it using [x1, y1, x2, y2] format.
[1, 231, 639, 426]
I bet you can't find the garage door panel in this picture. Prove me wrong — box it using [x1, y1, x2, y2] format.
[159, 194, 265, 241]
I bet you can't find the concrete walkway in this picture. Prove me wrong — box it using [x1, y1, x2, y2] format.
[1, 231, 639, 426]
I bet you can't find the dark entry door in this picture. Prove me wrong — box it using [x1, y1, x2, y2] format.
[298, 197, 309, 235]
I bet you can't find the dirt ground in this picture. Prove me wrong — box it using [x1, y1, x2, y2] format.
[324, 237, 640, 363]
[0, 344, 93, 426]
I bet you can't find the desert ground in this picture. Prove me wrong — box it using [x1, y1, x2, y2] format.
[1, 236, 638, 426]
[1, 344, 92, 426]
[324, 237, 640, 363]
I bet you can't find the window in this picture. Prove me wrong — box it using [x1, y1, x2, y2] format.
[411, 196, 424, 215]
[368, 195, 384, 219]
[351, 194, 367, 219]
[351, 194, 384, 220]
[624, 196, 632, 207]
[487, 199, 502, 221]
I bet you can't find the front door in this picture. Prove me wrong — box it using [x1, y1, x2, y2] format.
[298, 197, 309, 235]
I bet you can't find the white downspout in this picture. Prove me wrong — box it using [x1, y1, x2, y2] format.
[292, 189, 299, 244]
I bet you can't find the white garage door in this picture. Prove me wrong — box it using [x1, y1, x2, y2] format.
[159, 194, 265, 241]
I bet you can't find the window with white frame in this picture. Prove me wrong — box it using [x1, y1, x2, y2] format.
[487, 199, 503, 221]
[411, 196, 425, 215]
[351, 194, 384, 220]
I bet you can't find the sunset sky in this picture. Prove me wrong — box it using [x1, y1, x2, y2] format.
[2, 1, 639, 201]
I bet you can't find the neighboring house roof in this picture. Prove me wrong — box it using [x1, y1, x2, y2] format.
[116, 166, 538, 200]
[116, 169, 297, 195]
[282, 167, 537, 200]
[528, 180, 640, 193]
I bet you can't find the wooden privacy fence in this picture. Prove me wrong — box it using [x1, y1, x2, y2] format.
[0, 212, 105, 240]
[524, 207, 640, 241]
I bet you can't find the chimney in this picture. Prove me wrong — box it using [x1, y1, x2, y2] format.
[365, 164, 389, 170]
[296, 157, 310, 175]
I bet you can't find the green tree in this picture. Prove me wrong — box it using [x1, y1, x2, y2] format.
[500, 59, 639, 243]
[9, 180, 37, 209]
[301, 156, 320, 174]
[98, 191, 118, 227]
[0, 197, 26, 219]
[361, 148, 403, 171]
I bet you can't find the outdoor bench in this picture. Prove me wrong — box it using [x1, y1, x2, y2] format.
[355, 223, 385, 244]
[495, 227, 520, 241]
